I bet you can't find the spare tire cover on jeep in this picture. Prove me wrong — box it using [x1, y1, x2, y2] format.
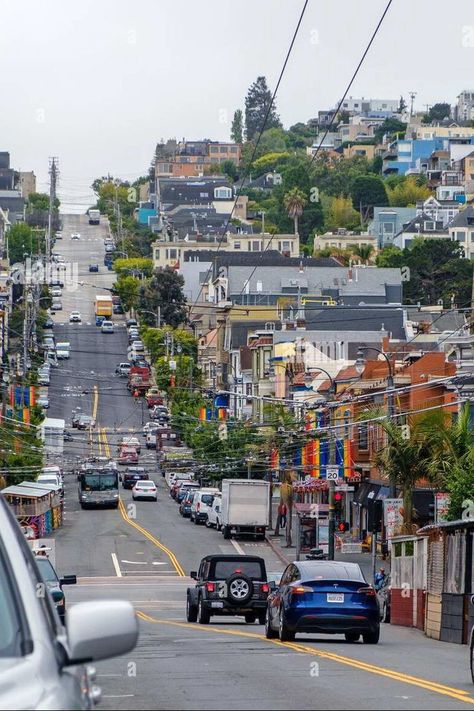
[226, 573, 253, 605]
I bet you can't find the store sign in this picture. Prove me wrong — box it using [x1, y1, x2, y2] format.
[383, 498, 403, 541]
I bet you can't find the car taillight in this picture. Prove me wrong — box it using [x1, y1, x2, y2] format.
[358, 586, 376, 597]
[196, 502, 200, 511]
[290, 585, 312, 596]
[261, 583, 270, 593]
[205, 582, 215, 593]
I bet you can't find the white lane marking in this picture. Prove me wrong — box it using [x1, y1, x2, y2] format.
[103, 695, 135, 699]
[152, 562, 167, 565]
[111, 553, 122, 577]
[230, 539, 245, 555]
[121, 559, 148, 565]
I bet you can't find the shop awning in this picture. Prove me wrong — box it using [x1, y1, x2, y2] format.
[353, 482, 380, 505]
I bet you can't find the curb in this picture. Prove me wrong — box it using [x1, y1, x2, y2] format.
[265, 534, 293, 566]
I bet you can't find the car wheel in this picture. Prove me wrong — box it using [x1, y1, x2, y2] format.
[216, 519, 221, 531]
[265, 608, 277, 638]
[470, 636, 474, 684]
[257, 611, 266, 626]
[194, 517, 200, 525]
[198, 597, 210, 625]
[345, 632, 360, 643]
[226, 573, 253, 606]
[382, 602, 391, 623]
[278, 608, 295, 642]
[362, 627, 380, 644]
[222, 526, 231, 539]
[244, 613, 256, 624]
[186, 594, 198, 623]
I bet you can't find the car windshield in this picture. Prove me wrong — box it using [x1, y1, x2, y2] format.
[213, 561, 264, 580]
[0, 546, 23, 657]
[137, 481, 154, 488]
[200, 494, 214, 505]
[81, 473, 118, 491]
[35, 557, 58, 585]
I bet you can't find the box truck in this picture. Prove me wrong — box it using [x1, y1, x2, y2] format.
[88, 209, 100, 225]
[220, 479, 270, 540]
[95, 294, 113, 318]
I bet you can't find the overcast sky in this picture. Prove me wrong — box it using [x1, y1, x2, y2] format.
[1, 0, 473, 211]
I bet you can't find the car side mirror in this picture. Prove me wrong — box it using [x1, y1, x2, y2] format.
[60, 575, 77, 586]
[268, 580, 277, 591]
[65, 600, 138, 665]
[190, 571, 197, 580]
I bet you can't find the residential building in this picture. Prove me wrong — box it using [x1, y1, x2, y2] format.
[306, 134, 341, 154]
[317, 110, 334, 128]
[455, 90, 474, 122]
[19, 171, 36, 198]
[313, 230, 377, 253]
[368, 207, 417, 248]
[337, 97, 399, 114]
[416, 196, 461, 227]
[448, 205, 474, 258]
[246, 172, 282, 192]
[206, 253, 402, 307]
[393, 213, 449, 249]
[0, 207, 10, 258]
[338, 123, 374, 143]
[0, 191, 25, 224]
[412, 124, 474, 140]
[155, 139, 241, 178]
[342, 144, 376, 160]
[153, 232, 300, 271]
[0, 153, 17, 190]
[382, 137, 474, 176]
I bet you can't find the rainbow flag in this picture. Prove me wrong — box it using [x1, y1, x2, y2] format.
[23, 408, 30, 425]
[344, 439, 353, 478]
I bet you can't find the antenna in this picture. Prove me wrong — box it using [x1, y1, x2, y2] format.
[409, 91, 417, 117]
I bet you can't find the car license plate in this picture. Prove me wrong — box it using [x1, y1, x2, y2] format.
[211, 602, 224, 608]
[327, 593, 344, 603]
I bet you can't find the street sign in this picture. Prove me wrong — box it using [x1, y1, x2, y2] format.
[335, 485, 355, 492]
[326, 465, 339, 481]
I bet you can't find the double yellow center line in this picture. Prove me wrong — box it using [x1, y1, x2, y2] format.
[136, 612, 474, 705]
[98, 423, 185, 577]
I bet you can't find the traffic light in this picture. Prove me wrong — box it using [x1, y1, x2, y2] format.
[337, 521, 349, 532]
[367, 499, 383, 533]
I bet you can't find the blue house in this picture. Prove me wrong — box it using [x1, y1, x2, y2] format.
[369, 207, 417, 248]
[383, 137, 474, 176]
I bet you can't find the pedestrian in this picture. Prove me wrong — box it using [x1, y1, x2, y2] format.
[278, 501, 287, 528]
[374, 567, 386, 590]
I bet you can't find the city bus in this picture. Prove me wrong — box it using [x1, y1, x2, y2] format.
[78, 465, 119, 509]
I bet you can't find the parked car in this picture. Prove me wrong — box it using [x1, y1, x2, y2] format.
[122, 466, 148, 488]
[176, 481, 200, 505]
[377, 573, 391, 623]
[35, 555, 76, 623]
[96, 315, 105, 326]
[206, 495, 223, 529]
[113, 303, 124, 314]
[51, 299, 62, 311]
[265, 560, 380, 643]
[101, 320, 114, 334]
[38, 372, 50, 386]
[43, 317, 55, 329]
[190, 488, 220, 525]
[0, 496, 138, 709]
[129, 340, 144, 352]
[115, 362, 131, 376]
[132, 480, 157, 501]
[179, 490, 197, 518]
[51, 286, 62, 297]
[143, 421, 160, 436]
[69, 311, 82, 323]
[37, 395, 50, 409]
[126, 318, 138, 328]
[89, 264, 99, 272]
[186, 555, 270, 625]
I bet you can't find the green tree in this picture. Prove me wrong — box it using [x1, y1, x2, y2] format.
[7, 223, 37, 263]
[256, 127, 288, 156]
[351, 175, 388, 213]
[220, 160, 238, 182]
[352, 244, 374, 262]
[244, 76, 282, 141]
[427, 103, 451, 122]
[113, 257, 154, 278]
[141, 267, 187, 328]
[374, 118, 406, 143]
[231, 109, 244, 143]
[387, 176, 431, 207]
[398, 96, 407, 113]
[322, 194, 360, 231]
[251, 151, 291, 177]
[375, 245, 404, 268]
[283, 187, 307, 235]
[114, 275, 140, 311]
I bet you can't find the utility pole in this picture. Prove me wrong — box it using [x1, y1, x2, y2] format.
[47, 158, 58, 264]
[409, 91, 417, 117]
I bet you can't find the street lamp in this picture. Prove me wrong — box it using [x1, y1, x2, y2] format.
[139, 309, 161, 327]
[355, 346, 396, 497]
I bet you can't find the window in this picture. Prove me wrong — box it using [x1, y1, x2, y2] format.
[230, 146, 238, 153]
[456, 231, 466, 242]
[154, 249, 160, 259]
[252, 240, 261, 251]
[233, 241, 241, 250]
[424, 221, 435, 231]
[282, 241, 290, 252]
[470, 232, 474, 242]
[381, 222, 394, 233]
[167, 249, 177, 260]
[358, 423, 368, 450]
[0, 545, 25, 657]
[209, 146, 218, 153]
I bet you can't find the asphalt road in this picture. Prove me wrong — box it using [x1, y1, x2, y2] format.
[46, 215, 474, 710]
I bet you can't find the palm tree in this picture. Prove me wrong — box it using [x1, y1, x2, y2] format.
[283, 187, 307, 235]
[352, 244, 374, 263]
[361, 410, 432, 530]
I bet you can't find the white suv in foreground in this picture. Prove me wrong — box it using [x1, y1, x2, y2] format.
[0, 497, 138, 708]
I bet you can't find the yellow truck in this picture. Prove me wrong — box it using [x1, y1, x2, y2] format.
[95, 295, 113, 321]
